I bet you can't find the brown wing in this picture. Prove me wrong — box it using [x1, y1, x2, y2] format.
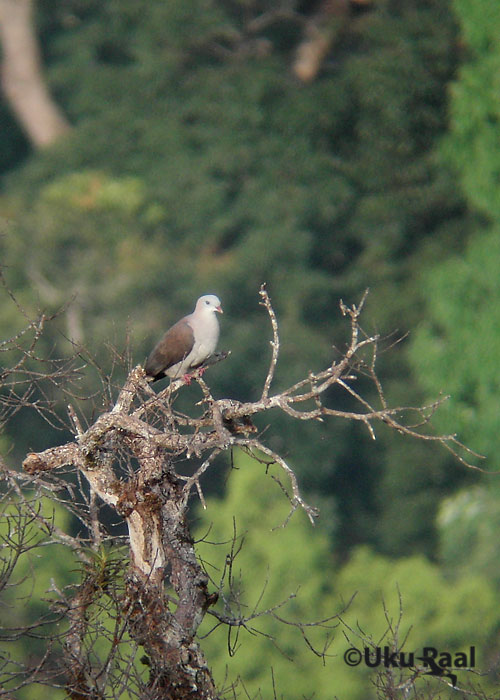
[145, 319, 194, 380]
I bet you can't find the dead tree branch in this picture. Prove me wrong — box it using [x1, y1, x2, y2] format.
[7, 285, 481, 698]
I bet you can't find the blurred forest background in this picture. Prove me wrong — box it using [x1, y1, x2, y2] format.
[1, 0, 500, 697]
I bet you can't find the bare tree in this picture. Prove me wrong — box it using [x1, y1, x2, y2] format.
[0, 0, 70, 147]
[1, 285, 481, 699]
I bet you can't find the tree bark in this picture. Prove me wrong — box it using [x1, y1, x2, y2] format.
[0, 0, 70, 147]
[119, 439, 218, 699]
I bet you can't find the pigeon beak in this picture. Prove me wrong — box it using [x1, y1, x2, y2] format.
[216, 305, 223, 314]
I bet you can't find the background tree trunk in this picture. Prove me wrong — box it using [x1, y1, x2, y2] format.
[292, 0, 374, 82]
[0, 0, 70, 147]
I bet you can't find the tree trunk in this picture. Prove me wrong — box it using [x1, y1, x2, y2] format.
[0, 0, 70, 147]
[292, 0, 374, 83]
[118, 439, 219, 699]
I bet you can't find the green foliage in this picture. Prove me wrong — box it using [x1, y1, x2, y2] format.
[409, 2, 500, 464]
[0, 495, 143, 699]
[443, 0, 500, 221]
[438, 484, 500, 585]
[3, 4, 500, 694]
[1, 169, 167, 347]
[337, 546, 497, 651]
[195, 450, 338, 699]
[0, 495, 78, 699]
[195, 451, 500, 699]
[333, 546, 500, 698]
[0, 494, 78, 607]
[405, 5, 500, 625]
[0, 0, 471, 559]
[409, 229, 500, 461]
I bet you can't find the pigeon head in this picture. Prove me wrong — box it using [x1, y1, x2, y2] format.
[195, 295, 223, 314]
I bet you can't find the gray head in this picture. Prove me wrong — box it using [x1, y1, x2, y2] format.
[194, 295, 223, 314]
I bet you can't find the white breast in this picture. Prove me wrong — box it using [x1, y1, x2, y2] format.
[188, 312, 220, 366]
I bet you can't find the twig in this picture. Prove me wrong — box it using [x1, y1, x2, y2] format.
[259, 284, 280, 401]
[237, 439, 319, 525]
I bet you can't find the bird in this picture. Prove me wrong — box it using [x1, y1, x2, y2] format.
[145, 295, 223, 382]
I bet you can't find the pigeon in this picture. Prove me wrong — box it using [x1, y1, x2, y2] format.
[145, 295, 223, 382]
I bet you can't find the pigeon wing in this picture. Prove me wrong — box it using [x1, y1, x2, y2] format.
[145, 319, 195, 380]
